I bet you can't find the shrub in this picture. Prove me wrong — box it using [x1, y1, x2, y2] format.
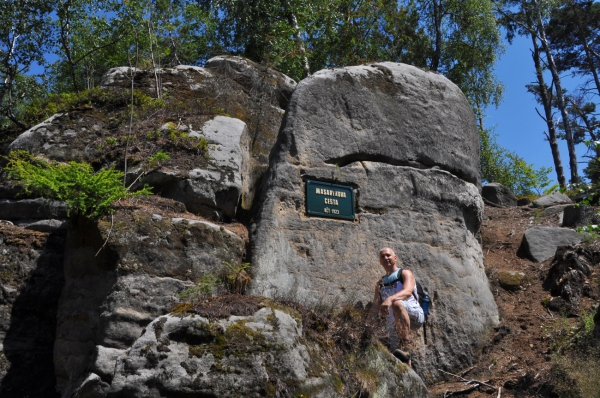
[4, 150, 151, 218]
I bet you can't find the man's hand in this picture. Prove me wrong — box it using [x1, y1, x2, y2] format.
[380, 297, 393, 317]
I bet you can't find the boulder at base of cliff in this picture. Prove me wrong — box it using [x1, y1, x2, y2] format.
[482, 183, 518, 207]
[517, 226, 582, 262]
[72, 296, 429, 398]
[249, 63, 498, 381]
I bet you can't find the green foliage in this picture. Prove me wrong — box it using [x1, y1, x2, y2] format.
[15, 87, 164, 128]
[546, 307, 600, 398]
[4, 150, 151, 218]
[480, 128, 552, 196]
[177, 274, 222, 303]
[147, 151, 170, 168]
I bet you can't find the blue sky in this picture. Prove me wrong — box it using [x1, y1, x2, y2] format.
[485, 34, 591, 185]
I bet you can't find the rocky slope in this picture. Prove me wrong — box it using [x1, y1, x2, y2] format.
[429, 204, 600, 398]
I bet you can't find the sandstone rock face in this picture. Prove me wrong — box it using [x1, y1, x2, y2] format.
[0, 224, 65, 397]
[482, 183, 517, 207]
[54, 203, 246, 396]
[72, 305, 428, 398]
[250, 63, 497, 380]
[205, 55, 296, 110]
[140, 116, 251, 220]
[517, 226, 582, 262]
[6, 57, 295, 216]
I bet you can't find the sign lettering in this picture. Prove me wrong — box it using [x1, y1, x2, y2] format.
[306, 180, 355, 220]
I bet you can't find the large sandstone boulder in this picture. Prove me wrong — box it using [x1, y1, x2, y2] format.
[0, 223, 65, 397]
[532, 193, 572, 208]
[482, 183, 517, 207]
[250, 63, 498, 380]
[53, 199, 247, 396]
[517, 226, 582, 262]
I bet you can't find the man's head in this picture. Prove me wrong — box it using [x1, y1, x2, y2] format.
[379, 247, 398, 273]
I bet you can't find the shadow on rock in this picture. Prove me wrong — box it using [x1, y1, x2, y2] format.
[0, 228, 66, 397]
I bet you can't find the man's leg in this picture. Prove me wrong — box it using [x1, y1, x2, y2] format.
[390, 300, 413, 365]
[391, 300, 411, 342]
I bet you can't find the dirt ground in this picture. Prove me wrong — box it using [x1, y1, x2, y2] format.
[427, 205, 599, 398]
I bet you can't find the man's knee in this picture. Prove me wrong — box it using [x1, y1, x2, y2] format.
[391, 300, 407, 312]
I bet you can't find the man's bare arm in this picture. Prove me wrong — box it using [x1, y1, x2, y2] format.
[381, 269, 415, 306]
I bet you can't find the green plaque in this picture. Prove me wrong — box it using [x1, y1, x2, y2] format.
[306, 180, 355, 220]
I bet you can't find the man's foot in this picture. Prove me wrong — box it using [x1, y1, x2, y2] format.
[392, 348, 411, 365]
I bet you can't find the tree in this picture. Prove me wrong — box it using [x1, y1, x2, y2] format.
[499, 0, 579, 185]
[546, 0, 600, 97]
[480, 128, 552, 195]
[0, 0, 53, 128]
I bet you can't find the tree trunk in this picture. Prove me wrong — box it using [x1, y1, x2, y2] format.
[281, 0, 310, 78]
[431, 0, 443, 71]
[531, 31, 567, 188]
[532, 0, 579, 184]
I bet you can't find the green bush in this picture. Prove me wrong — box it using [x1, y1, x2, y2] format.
[4, 150, 151, 218]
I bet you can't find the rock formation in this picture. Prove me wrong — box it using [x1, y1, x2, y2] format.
[53, 199, 246, 396]
[0, 223, 65, 397]
[517, 226, 583, 262]
[6, 56, 295, 218]
[249, 63, 498, 380]
[0, 59, 502, 395]
[482, 183, 518, 207]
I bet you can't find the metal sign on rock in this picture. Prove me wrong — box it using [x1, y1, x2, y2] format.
[305, 180, 355, 220]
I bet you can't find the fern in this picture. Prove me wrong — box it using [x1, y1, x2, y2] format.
[5, 150, 151, 218]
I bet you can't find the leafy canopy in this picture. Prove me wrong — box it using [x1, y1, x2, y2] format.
[480, 128, 552, 196]
[4, 150, 151, 218]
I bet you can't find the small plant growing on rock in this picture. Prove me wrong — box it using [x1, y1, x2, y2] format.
[178, 274, 222, 303]
[222, 261, 251, 294]
[4, 150, 151, 218]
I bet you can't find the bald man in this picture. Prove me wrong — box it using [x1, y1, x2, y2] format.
[370, 247, 424, 365]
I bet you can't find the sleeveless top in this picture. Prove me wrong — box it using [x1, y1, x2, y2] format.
[379, 269, 419, 305]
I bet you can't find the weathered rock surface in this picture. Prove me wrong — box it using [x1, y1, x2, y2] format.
[595, 305, 600, 339]
[532, 193, 572, 208]
[482, 183, 517, 207]
[0, 224, 65, 397]
[54, 201, 247, 396]
[250, 63, 497, 381]
[562, 204, 600, 228]
[72, 304, 428, 398]
[138, 116, 251, 220]
[5, 57, 295, 215]
[0, 198, 68, 222]
[205, 55, 296, 110]
[538, 204, 571, 218]
[517, 226, 582, 262]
